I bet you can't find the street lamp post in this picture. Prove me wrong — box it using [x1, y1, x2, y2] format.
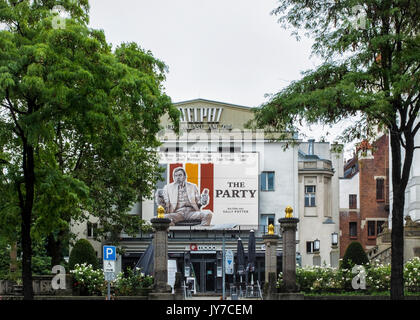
[222, 230, 226, 300]
[212, 223, 237, 300]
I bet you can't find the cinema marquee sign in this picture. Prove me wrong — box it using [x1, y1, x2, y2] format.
[180, 107, 223, 123]
[166, 107, 233, 130]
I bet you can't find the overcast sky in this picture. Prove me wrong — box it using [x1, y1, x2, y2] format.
[88, 0, 356, 158]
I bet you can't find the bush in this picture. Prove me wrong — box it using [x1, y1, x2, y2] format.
[277, 258, 420, 295]
[278, 265, 353, 294]
[32, 239, 52, 275]
[341, 241, 369, 270]
[70, 263, 106, 296]
[404, 257, 420, 293]
[68, 239, 99, 271]
[113, 267, 154, 296]
[0, 242, 11, 279]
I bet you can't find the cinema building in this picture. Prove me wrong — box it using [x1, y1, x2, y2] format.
[72, 98, 343, 293]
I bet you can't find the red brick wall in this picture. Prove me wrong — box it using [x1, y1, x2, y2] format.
[340, 210, 362, 258]
[340, 134, 390, 257]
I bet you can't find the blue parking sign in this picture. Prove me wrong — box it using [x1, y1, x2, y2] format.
[103, 246, 116, 261]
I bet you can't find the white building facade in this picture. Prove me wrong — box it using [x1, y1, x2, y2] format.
[72, 99, 342, 291]
[389, 117, 420, 226]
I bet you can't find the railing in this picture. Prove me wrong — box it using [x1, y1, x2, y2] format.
[229, 281, 263, 300]
[121, 224, 282, 240]
[368, 246, 392, 264]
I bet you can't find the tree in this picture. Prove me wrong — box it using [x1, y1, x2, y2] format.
[68, 239, 98, 271]
[0, 0, 179, 300]
[341, 241, 369, 270]
[247, 0, 419, 300]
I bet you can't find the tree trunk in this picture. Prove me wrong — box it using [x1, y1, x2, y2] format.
[47, 229, 68, 268]
[21, 144, 35, 300]
[21, 209, 33, 300]
[390, 188, 404, 300]
[390, 130, 413, 300]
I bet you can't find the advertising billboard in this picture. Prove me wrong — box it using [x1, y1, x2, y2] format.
[156, 152, 259, 226]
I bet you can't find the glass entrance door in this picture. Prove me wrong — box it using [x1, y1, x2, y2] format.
[205, 261, 216, 292]
[191, 256, 216, 293]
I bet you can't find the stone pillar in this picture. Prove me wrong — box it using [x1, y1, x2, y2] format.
[263, 234, 279, 282]
[278, 216, 299, 293]
[150, 216, 173, 297]
[173, 272, 184, 300]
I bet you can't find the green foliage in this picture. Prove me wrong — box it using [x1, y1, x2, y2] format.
[367, 261, 391, 292]
[0, 240, 10, 279]
[0, 0, 179, 295]
[341, 241, 369, 270]
[254, 0, 419, 299]
[70, 263, 105, 296]
[277, 258, 420, 294]
[404, 257, 420, 293]
[113, 267, 154, 296]
[31, 239, 52, 275]
[68, 239, 99, 271]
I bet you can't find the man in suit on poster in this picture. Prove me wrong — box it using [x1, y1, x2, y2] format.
[156, 167, 213, 226]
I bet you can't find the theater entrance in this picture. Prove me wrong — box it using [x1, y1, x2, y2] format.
[191, 256, 217, 293]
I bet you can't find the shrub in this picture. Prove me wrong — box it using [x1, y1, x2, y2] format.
[341, 241, 369, 270]
[70, 263, 106, 296]
[68, 239, 99, 271]
[32, 239, 52, 275]
[404, 257, 420, 293]
[277, 258, 420, 295]
[366, 260, 390, 292]
[0, 242, 11, 279]
[113, 267, 154, 296]
[278, 265, 353, 293]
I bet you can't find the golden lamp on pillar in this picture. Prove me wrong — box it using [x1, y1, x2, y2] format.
[157, 205, 165, 219]
[268, 224, 275, 235]
[285, 206, 293, 218]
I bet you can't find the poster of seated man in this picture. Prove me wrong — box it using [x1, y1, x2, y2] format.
[156, 167, 213, 226]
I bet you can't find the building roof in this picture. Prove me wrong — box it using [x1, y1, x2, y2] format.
[174, 98, 253, 110]
[343, 156, 359, 179]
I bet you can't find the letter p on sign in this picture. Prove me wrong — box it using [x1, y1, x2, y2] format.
[103, 246, 116, 261]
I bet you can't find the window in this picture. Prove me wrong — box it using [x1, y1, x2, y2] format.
[87, 222, 98, 238]
[377, 221, 385, 235]
[218, 146, 241, 153]
[306, 241, 314, 253]
[349, 194, 357, 209]
[259, 214, 275, 233]
[376, 178, 385, 201]
[305, 186, 316, 207]
[368, 221, 376, 237]
[367, 220, 386, 239]
[349, 222, 357, 238]
[261, 172, 275, 191]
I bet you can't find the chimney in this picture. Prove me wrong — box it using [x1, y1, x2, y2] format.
[308, 139, 315, 155]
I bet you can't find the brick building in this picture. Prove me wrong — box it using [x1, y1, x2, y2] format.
[339, 134, 390, 257]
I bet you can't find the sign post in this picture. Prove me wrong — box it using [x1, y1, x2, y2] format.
[225, 250, 234, 275]
[103, 246, 116, 300]
[211, 224, 237, 300]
